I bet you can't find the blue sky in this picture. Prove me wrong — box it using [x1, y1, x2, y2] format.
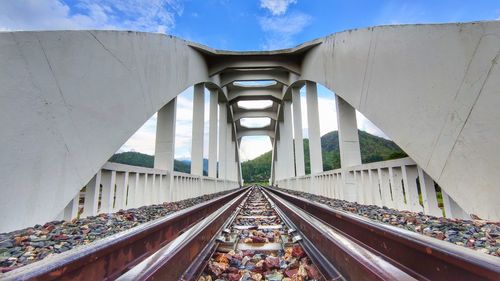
[1, 0, 499, 160]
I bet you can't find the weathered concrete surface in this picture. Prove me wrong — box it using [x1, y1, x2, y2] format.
[0, 31, 209, 232]
[301, 21, 500, 219]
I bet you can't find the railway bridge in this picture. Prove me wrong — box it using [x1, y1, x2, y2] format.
[1, 21, 500, 280]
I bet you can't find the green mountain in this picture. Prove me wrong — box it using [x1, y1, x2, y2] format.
[241, 130, 407, 183]
[109, 152, 192, 174]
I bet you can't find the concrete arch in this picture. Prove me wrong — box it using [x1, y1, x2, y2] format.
[0, 31, 211, 231]
[299, 22, 500, 219]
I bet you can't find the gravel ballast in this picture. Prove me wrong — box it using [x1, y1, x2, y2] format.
[0, 190, 232, 273]
[278, 187, 500, 257]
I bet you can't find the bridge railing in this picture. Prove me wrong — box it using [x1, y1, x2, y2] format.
[276, 157, 469, 219]
[60, 162, 239, 221]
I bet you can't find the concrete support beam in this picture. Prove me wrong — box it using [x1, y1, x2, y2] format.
[282, 101, 295, 178]
[233, 110, 277, 121]
[218, 104, 228, 179]
[191, 84, 205, 176]
[208, 90, 218, 178]
[63, 194, 80, 221]
[336, 95, 362, 168]
[306, 81, 323, 174]
[154, 98, 177, 171]
[226, 123, 236, 181]
[442, 191, 469, 219]
[237, 129, 275, 139]
[292, 87, 305, 176]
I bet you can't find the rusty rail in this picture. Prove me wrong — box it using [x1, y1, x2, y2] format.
[2, 188, 247, 281]
[265, 187, 500, 281]
[116, 189, 249, 280]
[263, 188, 415, 281]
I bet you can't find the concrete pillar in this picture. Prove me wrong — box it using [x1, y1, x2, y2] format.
[82, 171, 101, 217]
[270, 137, 276, 185]
[336, 95, 362, 168]
[235, 138, 243, 185]
[100, 170, 116, 213]
[275, 137, 282, 181]
[226, 123, 235, 181]
[154, 98, 177, 171]
[208, 90, 218, 178]
[292, 87, 305, 176]
[191, 83, 205, 176]
[282, 101, 295, 178]
[218, 103, 227, 179]
[306, 81, 323, 174]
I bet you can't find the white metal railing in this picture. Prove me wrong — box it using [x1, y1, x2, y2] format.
[276, 157, 469, 219]
[59, 162, 239, 221]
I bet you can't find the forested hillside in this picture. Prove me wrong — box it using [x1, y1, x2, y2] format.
[241, 130, 407, 183]
[109, 151, 193, 174]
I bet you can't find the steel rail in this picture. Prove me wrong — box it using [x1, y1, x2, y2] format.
[1, 188, 248, 281]
[116, 189, 250, 280]
[263, 188, 416, 281]
[259, 189, 345, 280]
[265, 187, 500, 281]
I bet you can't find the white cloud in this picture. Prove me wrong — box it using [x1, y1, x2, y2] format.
[241, 117, 271, 128]
[0, 0, 183, 33]
[240, 136, 272, 161]
[259, 12, 312, 50]
[260, 0, 297, 16]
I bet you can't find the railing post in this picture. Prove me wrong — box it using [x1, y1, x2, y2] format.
[418, 167, 442, 217]
[82, 171, 101, 217]
[137, 173, 146, 207]
[356, 170, 364, 204]
[401, 165, 423, 212]
[377, 168, 393, 208]
[100, 170, 116, 213]
[341, 170, 358, 202]
[127, 172, 138, 208]
[372, 169, 383, 206]
[389, 167, 406, 210]
[361, 170, 370, 204]
[114, 172, 128, 211]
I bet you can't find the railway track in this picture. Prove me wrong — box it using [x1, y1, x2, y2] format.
[2, 186, 499, 280]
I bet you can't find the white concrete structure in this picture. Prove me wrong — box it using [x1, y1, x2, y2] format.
[1, 21, 500, 232]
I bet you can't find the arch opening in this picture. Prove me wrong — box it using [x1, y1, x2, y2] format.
[237, 100, 273, 110]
